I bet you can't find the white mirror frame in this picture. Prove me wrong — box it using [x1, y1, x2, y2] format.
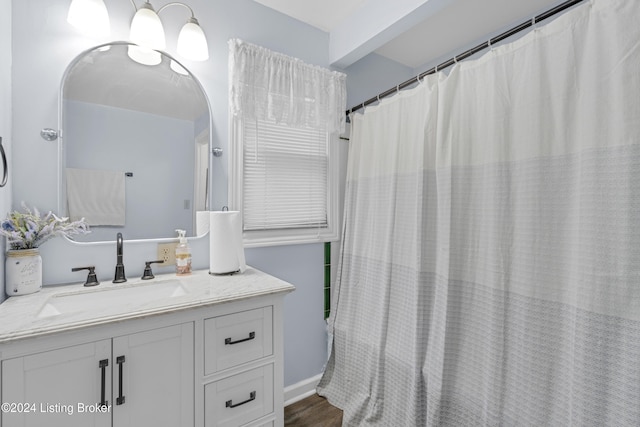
[57, 41, 214, 244]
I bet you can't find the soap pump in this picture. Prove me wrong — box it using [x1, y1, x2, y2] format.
[175, 229, 192, 276]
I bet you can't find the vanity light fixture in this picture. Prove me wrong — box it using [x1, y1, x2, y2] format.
[129, 2, 165, 52]
[176, 15, 209, 61]
[67, 0, 110, 38]
[127, 45, 162, 66]
[129, 1, 209, 63]
[170, 59, 189, 75]
[67, 0, 209, 63]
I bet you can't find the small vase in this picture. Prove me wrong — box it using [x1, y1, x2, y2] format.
[5, 248, 43, 296]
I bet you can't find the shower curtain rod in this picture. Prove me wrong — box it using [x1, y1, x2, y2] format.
[346, 0, 585, 116]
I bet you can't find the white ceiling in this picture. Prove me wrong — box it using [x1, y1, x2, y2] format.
[254, 0, 368, 32]
[254, 0, 570, 69]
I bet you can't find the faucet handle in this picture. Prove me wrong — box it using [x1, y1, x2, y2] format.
[72, 266, 100, 287]
[141, 260, 165, 280]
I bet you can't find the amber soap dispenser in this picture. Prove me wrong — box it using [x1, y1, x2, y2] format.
[175, 229, 192, 275]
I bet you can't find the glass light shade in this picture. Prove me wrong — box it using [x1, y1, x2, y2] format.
[67, 0, 110, 38]
[129, 3, 166, 51]
[127, 45, 162, 66]
[177, 18, 209, 61]
[170, 60, 189, 75]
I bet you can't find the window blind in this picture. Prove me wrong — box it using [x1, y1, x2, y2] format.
[242, 118, 328, 231]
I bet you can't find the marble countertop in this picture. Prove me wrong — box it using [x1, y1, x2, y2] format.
[0, 267, 295, 343]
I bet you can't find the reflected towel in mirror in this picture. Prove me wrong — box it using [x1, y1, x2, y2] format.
[66, 168, 126, 226]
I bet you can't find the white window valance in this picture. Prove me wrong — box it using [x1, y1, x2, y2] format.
[229, 39, 347, 134]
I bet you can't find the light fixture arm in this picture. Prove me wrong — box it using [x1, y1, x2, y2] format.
[129, 0, 195, 17]
[157, 2, 195, 18]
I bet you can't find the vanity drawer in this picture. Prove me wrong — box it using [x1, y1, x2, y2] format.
[204, 307, 273, 374]
[205, 364, 274, 427]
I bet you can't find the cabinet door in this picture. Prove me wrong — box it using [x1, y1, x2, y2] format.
[112, 323, 194, 427]
[2, 340, 111, 427]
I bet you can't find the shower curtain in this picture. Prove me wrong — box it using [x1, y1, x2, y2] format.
[317, 0, 640, 425]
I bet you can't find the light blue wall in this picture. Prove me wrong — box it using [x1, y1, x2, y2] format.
[0, 0, 11, 303]
[343, 52, 414, 111]
[246, 244, 328, 388]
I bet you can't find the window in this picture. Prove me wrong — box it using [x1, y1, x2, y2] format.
[228, 39, 346, 247]
[230, 115, 341, 247]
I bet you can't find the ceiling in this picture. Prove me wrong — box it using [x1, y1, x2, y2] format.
[254, 0, 569, 69]
[254, 0, 368, 32]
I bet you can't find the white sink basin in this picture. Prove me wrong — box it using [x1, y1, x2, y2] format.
[37, 279, 188, 319]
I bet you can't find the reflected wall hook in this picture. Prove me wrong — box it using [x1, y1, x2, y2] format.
[40, 128, 59, 141]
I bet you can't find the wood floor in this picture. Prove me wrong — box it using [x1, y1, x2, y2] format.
[284, 394, 343, 427]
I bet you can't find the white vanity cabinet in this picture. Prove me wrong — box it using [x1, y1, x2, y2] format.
[2, 322, 194, 427]
[2, 339, 112, 427]
[0, 268, 294, 427]
[203, 307, 276, 427]
[112, 323, 194, 426]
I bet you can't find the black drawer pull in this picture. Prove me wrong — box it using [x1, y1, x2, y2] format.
[99, 359, 109, 408]
[226, 391, 256, 408]
[225, 331, 255, 345]
[116, 355, 126, 405]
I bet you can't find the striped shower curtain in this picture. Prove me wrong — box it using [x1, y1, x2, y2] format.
[318, 0, 640, 425]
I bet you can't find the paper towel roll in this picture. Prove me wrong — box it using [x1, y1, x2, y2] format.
[196, 211, 210, 236]
[209, 211, 247, 274]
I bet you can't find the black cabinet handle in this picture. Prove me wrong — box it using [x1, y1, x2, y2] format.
[99, 359, 109, 408]
[225, 331, 255, 345]
[226, 391, 256, 408]
[116, 356, 126, 405]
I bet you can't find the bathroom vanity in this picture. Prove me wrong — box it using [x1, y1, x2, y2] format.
[0, 267, 294, 427]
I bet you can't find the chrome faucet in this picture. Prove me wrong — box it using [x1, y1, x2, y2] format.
[113, 232, 127, 283]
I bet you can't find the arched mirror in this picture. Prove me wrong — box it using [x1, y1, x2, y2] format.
[60, 42, 210, 242]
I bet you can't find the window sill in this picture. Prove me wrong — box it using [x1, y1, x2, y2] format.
[243, 229, 340, 248]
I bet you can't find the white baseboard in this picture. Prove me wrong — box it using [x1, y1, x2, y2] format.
[284, 373, 323, 407]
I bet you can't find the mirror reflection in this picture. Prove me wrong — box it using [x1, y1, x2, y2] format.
[61, 42, 210, 242]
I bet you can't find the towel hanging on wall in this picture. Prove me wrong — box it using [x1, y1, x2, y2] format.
[66, 168, 126, 226]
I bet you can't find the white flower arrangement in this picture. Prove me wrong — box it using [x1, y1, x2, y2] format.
[0, 203, 89, 250]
